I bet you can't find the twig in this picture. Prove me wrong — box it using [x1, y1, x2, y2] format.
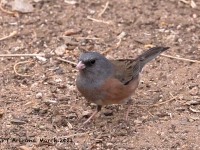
[190, 0, 197, 8]
[137, 93, 177, 107]
[116, 38, 122, 48]
[62, 132, 89, 139]
[169, 92, 176, 99]
[64, 29, 82, 36]
[80, 134, 90, 150]
[161, 54, 200, 64]
[135, 104, 155, 117]
[87, 16, 113, 25]
[76, 37, 102, 40]
[102, 32, 126, 55]
[0, 31, 17, 41]
[56, 57, 77, 66]
[0, 3, 19, 17]
[61, 35, 102, 41]
[101, 48, 112, 55]
[138, 98, 176, 107]
[13, 61, 34, 77]
[189, 107, 200, 113]
[0, 53, 45, 57]
[151, 96, 176, 107]
[101, 35, 123, 55]
[180, 0, 189, 4]
[98, 1, 109, 17]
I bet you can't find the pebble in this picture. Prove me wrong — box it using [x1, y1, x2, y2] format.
[134, 119, 143, 124]
[193, 14, 197, 18]
[88, 9, 96, 15]
[55, 45, 67, 56]
[189, 86, 199, 96]
[36, 92, 43, 99]
[106, 143, 113, 146]
[178, 38, 183, 43]
[36, 56, 47, 62]
[64, 0, 78, 5]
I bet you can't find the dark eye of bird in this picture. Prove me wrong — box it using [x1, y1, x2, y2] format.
[90, 59, 96, 65]
[84, 59, 96, 67]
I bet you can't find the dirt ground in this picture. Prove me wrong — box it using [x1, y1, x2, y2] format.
[0, 0, 200, 149]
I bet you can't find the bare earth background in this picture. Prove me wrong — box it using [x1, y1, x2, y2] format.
[0, 0, 200, 149]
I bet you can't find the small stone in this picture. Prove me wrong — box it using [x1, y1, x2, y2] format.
[36, 56, 47, 62]
[55, 45, 67, 56]
[178, 38, 183, 43]
[36, 92, 43, 99]
[103, 110, 113, 116]
[106, 142, 113, 147]
[44, 100, 57, 104]
[66, 113, 77, 119]
[39, 125, 45, 130]
[188, 118, 194, 122]
[88, 9, 96, 15]
[64, 0, 78, 5]
[189, 86, 199, 96]
[177, 25, 182, 30]
[186, 26, 196, 32]
[33, 0, 43, 2]
[82, 110, 91, 117]
[193, 14, 197, 18]
[55, 78, 62, 82]
[134, 119, 143, 124]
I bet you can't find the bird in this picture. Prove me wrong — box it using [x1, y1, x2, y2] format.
[76, 46, 169, 124]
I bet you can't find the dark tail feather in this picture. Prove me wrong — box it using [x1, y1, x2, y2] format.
[138, 46, 169, 68]
[124, 46, 169, 85]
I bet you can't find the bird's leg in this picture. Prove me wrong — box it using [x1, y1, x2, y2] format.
[83, 105, 102, 125]
[125, 99, 133, 121]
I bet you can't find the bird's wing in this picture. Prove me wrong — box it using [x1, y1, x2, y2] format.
[110, 47, 170, 85]
[110, 59, 141, 85]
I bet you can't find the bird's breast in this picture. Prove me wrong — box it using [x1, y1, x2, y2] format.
[76, 75, 106, 105]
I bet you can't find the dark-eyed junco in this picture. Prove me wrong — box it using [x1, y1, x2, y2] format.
[76, 47, 169, 124]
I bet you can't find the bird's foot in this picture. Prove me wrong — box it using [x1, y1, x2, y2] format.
[82, 110, 99, 125]
[82, 105, 102, 125]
